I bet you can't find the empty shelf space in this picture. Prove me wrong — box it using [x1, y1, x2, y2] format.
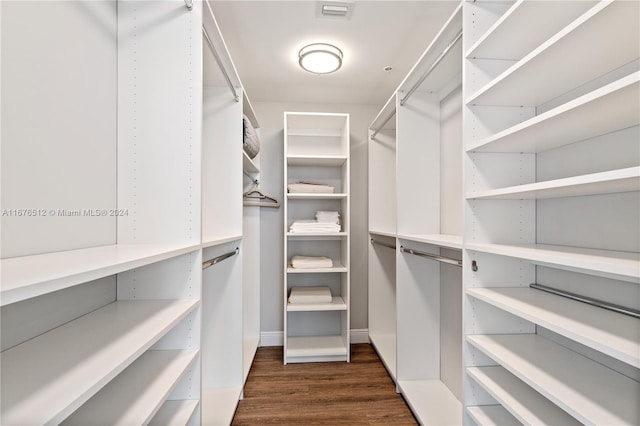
[467, 167, 640, 200]
[63, 350, 198, 425]
[466, 0, 596, 60]
[467, 72, 640, 153]
[466, 405, 518, 426]
[398, 380, 462, 426]
[0, 299, 199, 425]
[287, 263, 347, 274]
[287, 193, 347, 200]
[369, 333, 397, 382]
[242, 151, 259, 174]
[467, 287, 640, 367]
[466, 242, 639, 283]
[202, 235, 242, 249]
[467, 366, 581, 426]
[286, 335, 348, 358]
[202, 387, 241, 426]
[1, 243, 200, 306]
[287, 232, 347, 240]
[397, 234, 462, 249]
[287, 155, 347, 167]
[467, 334, 640, 425]
[466, 1, 639, 106]
[149, 400, 199, 426]
[287, 296, 347, 311]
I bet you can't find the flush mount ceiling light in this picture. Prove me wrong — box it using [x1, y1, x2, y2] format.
[298, 43, 343, 74]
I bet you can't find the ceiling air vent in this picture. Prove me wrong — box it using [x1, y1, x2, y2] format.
[316, 1, 354, 20]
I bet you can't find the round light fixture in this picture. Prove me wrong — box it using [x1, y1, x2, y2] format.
[298, 43, 343, 74]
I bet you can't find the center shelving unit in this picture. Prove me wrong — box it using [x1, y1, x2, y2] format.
[283, 112, 351, 364]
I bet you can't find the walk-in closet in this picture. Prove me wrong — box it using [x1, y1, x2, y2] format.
[1, 0, 638, 425]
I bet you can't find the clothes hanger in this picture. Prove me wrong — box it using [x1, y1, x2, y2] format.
[243, 189, 280, 208]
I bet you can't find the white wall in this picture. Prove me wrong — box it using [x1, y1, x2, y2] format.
[254, 101, 379, 333]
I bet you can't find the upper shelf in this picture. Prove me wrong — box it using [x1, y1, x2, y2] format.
[0, 243, 200, 306]
[287, 155, 347, 167]
[397, 234, 462, 250]
[465, 242, 639, 283]
[467, 167, 639, 200]
[466, 0, 597, 60]
[466, 1, 640, 106]
[468, 72, 639, 153]
[467, 287, 640, 367]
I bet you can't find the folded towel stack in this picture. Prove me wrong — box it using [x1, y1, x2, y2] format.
[289, 220, 341, 234]
[290, 255, 333, 269]
[288, 286, 332, 304]
[316, 211, 340, 224]
[287, 182, 335, 194]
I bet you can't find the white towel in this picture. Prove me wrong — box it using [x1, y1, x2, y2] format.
[287, 182, 335, 194]
[290, 255, 333, 269]
[289, 219, 340, 233]
[288, 286, 332, 304]
[316, 211, 340, 224]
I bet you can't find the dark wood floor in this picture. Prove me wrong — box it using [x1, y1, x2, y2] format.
[232, 344, 417, 425]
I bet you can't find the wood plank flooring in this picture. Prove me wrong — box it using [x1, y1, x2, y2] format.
[232, 344, 417, 425]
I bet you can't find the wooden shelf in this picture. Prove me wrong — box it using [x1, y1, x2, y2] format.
[467, 72, 640, 153]
[466, 0, 596, 60]
[397, 380, 462, 426]
[1, 243, 200, 306]
[0, 299, 199, 425]
[467, 287, 640, 367]
[467, 334, 640, 425]
[287, 296, 347, 312]
[467, 366, 581, 426]
[202, 235, 242, 249]
[369, 333, 396, 382]
[286, 335, 348, 359]
[466, 1, 639, 106]
[287, 193, 347, 200]
[467, 167, 640, 200]
[466, 242, 639, 283]
[242, 150, 259, 174]
[466, 405, 518, 426]
[149, 400, 199, 426]
[287, 155, 347, 167]
[287, 232, 347, 240]
[287, 263, 347, 274]
[397, 234, 462, 250]
[201, 387, 241, 426]
[63, 350, 198, 425]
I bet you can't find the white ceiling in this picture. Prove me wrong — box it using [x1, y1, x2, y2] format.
[210, 1, 460, 106]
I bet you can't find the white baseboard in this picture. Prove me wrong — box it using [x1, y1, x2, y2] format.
[260, 329, 370, 347]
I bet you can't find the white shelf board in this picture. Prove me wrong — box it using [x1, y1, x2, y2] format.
[467, 334, 640, 425]
[243, 335, 260, 385]
[287, 232, 347, 240]
[287, 296, 347, 312]
[202, 235, 242, 249]
[1, 243, 200, 306]
[287, 193, 347, 200]
[468, 72, 640, 153]
[149, 400, 199, 426]
[369, 333, 396, 382]
[287, 155, 347, 167]
[397, 234, 462, 250]
[242, 151, 259, 174]
[465, 242, 640, 283]
[467, 167, 640, 200]
[467, 366, 581, 426]
[287, 263, 347, 274]
[201, 387, 241, 426]
[286, 335, 348, 358]
[398, 380, 462, 426]
[467, 287, 640, 367]
[466, 1, 640, 106]
[287, 128, 342, 137]
[369, 92, 397, 133]
[466, 405, 518, 426]
[63, 350, 198, 425]
[369, 230, 397, 239]
[242, 90, 259, 129]
[0, 299, 199, 425]
[466, 0, 597, 60]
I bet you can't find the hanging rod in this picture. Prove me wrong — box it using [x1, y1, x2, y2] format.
[399, 31, 463, 106]
[530, 283, 640, 319]
[243, 170, 259, 186]
[202, 27, 240, 103]
[184, 0, 193, 10]
[370, 238, 396, 250]
[370, 111, 395, 140]
[400, 246, 462, 267]
[202, 247, 239, 270]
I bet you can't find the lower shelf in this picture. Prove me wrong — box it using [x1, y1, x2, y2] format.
[398, 380, 462, 425]
[369, 333, 396, 382]
[149, 400, 199, 425]
[287, 296, 347, 311]
[285, 335, 348, 363]
[243, 335, 260, 385]
[201, 387, 242, 426]
[466, 405, 518, 426]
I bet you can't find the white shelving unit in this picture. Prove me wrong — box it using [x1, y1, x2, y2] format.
[463, 1, 640, 424]
[283, 112, 350, 364]
[149, 400, 199, 425]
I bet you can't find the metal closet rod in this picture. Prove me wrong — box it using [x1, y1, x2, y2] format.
[202, 247, 239, 270]
[530, 283, 640, 319]
[370, 238, 396, 250]
[399, 31, 463, 107]
[202, 27, 240, 103]
[400, 246, 462, 267]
